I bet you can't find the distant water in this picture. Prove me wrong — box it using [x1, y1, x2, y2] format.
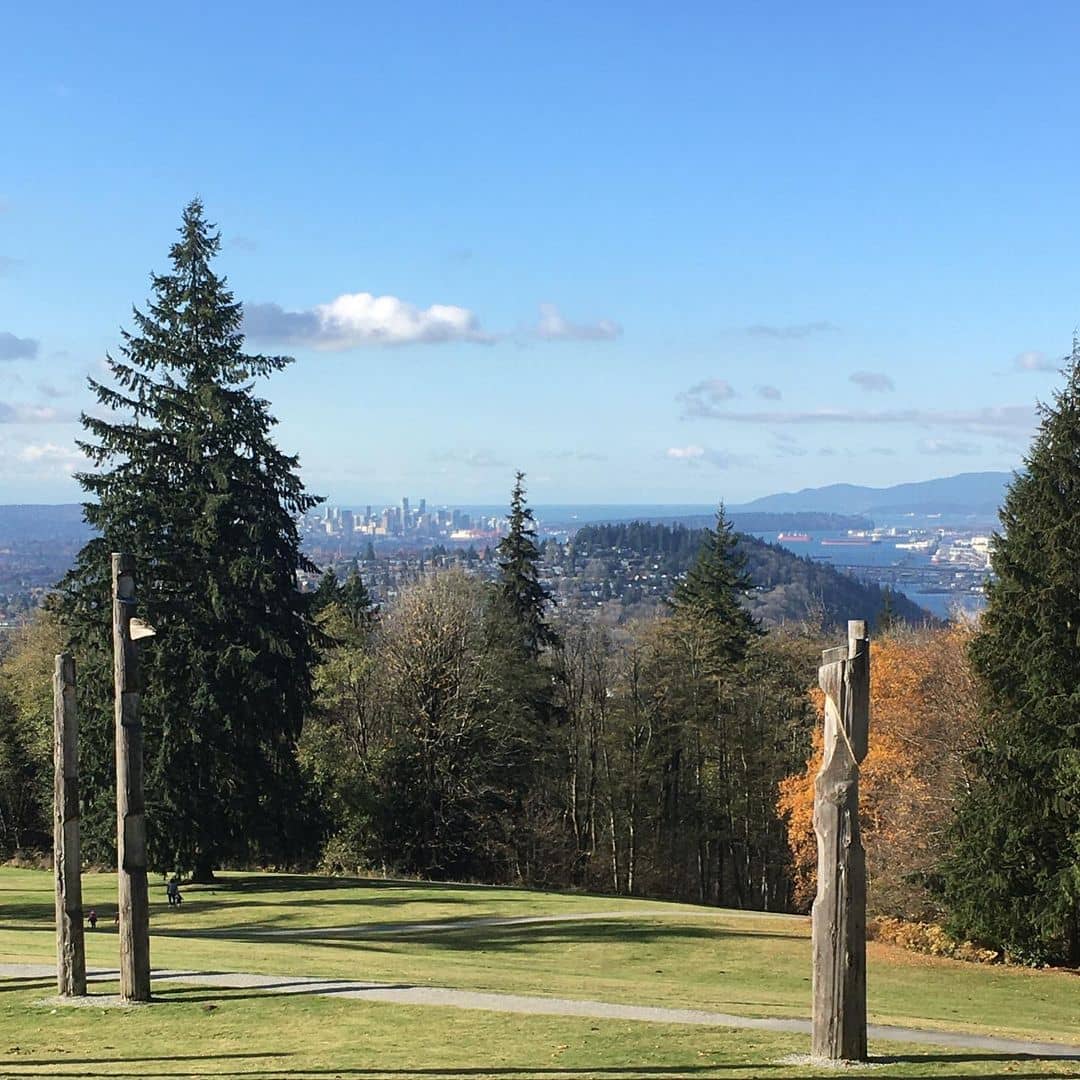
[754, 530, 987, 620]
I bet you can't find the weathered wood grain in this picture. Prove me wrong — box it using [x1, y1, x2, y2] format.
[53, 652, 86, 997]
[811, 619, 869, 1061]
[113, 552, 151, 1002]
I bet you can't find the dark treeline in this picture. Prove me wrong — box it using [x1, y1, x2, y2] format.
[300, 503, 819, 909]
[573, 521, 931, 630]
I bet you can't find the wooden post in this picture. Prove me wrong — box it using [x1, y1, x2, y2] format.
[113, 552, 151, 1002]
[811, 619, 869, 1061]
[54, 652, 86, 997]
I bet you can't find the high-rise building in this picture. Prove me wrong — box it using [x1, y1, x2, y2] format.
[341, 510, 355, 536]
[402, 497, 410, 531]
[419, 498, 426, 516]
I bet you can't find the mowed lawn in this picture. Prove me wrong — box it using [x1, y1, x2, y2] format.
[2, 868, 1080, 1079]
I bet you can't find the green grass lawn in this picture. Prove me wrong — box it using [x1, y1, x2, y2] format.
[2, 868, 1080, 1079]
[3, 982, 1080, 1080]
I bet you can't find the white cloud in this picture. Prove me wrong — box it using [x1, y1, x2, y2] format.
[432, 448, 508, 469]
[14, 442, 87, 475]
[535, 304, 621, 342]
[919, 438, 980, 455]
[681, 403, 1035, 435]
[677, 379, 736, 416]
[1013, 350, 1057, 373]
[666, 445, 745, 468]
[0, 401, 65, 423]
[667, 445, 706, 460]
[849, 370, 895, 393]
[18, 442, 72, 463]
[245, 292, 493, 349]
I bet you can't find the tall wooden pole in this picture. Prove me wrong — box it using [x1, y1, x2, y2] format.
[53, 652, 86, 997]
[811, 619, 869, 1061]
[113, 552, 151, 1002]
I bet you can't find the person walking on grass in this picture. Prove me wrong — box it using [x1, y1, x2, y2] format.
[167, 877, 183, 907]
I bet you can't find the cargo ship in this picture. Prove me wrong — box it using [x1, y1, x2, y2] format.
[777, 532, 810, 542]
[820, 537, 880, 546]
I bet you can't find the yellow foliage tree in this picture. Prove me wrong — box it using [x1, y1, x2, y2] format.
[777, 625, 982, 918]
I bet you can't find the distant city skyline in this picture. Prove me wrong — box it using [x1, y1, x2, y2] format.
[2, 4, 1072, 504]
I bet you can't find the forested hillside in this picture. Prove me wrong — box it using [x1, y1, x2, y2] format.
[572, 521, 933, 629]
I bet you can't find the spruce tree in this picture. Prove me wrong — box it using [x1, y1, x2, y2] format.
[938, 339, 1080, 963]
[58, 199, 321, 879]
[496, 472, 558, 657]
[311, 568, 341, 615]
[340, 562, 377, 631]
[671, 505, 760, 665]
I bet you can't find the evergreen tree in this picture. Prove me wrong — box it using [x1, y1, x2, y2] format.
[58, 199, 321, 879]
[670, 505, 760, 665]
[311, 567, 341, 615]
[496, 472, 558, 657]
[340, 563, 377, 631]
[937, 340, 1080, 963]
[876, 587, 898, 633]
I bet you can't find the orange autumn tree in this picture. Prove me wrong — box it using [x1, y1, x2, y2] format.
[777, 625, 982, 919]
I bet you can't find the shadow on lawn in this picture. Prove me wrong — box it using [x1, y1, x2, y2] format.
[213, 875, 548, 898]
[151, 916, 803, 949]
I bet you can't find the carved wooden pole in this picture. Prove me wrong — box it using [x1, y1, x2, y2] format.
[113, 552, 151, 1002]
[54, 652, 86, 997]
[811, 619, 869, 1062]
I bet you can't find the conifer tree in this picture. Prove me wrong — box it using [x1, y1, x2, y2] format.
[496, 472, 558, 657]
[340, 562, 377, 631]
[58, 199, 321, 879]
[311, 568, 341, 615]
[939, 339, 1080, 963]
[670, 505, 760, 665]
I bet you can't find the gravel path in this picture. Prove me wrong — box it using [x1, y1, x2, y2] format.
[3, 961, 1078, 1058]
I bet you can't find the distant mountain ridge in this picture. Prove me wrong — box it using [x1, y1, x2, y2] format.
[731, 471, 1013, 518]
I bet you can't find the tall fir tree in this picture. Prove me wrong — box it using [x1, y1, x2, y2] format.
[496, 472, 558, 657]
[58, 199, 321, 880]
[938, 339, 1080, 963]
[670, 505, 761, 665]
[339, 562, 377, 632]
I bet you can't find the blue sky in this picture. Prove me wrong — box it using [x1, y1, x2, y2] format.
[2, 1, 1077, 506]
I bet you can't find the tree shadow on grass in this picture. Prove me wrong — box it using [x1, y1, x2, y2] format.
[0, 975, 54, 993]
[211, 875, 548, 897]
[148, 983, 418, 1004]
[152, 917, 803, 950]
